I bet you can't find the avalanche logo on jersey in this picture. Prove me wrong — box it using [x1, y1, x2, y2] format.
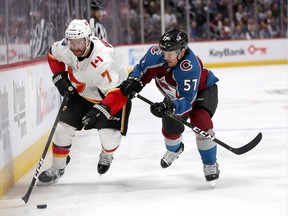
[180, 60, 192, 71]
[156, 77, 176, 99]
[150, 46, 162, 55]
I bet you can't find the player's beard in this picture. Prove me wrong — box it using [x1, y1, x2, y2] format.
[71, 48, 85, 57]
[71, 43, 91, 58]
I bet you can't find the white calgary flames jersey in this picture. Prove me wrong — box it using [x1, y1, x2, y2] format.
[50, 36, 127, 102]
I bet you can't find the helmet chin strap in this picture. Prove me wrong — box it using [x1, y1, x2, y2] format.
[176, 49, 182, 62]
[176, 48, 187, 62]
[80, 39, 91, 57]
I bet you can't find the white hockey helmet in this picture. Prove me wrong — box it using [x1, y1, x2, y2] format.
[65, 19, 91, 40]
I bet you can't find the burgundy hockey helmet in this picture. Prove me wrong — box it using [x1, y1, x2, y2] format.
[159, 28, 188, 51]
[91, 0, 105, 10]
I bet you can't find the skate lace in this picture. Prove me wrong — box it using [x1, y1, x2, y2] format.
[162, 150, 180, 164]
[44, 168, 56, 177]
[45, 168, 63, 177]
[203, 163, 219, 176]
[99, 153, 113, 166]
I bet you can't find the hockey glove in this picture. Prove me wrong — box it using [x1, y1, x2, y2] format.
[119, 76, 143, 97]
[52, 72, 77, 96]
[150, 98, 176, 118]
[82, 103, 111, 130]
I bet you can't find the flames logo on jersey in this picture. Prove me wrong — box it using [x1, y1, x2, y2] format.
[151, 46, 162, 55]
[180, 60, 193, 71]
[68, 67, 86, 93]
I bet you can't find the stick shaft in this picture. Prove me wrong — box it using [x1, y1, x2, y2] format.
[0, 94, 69, 209]
[135, 93, 262, 155]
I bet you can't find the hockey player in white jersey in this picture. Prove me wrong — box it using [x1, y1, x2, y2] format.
[38, 19, 131, 185]
[89, 0, 108, 41]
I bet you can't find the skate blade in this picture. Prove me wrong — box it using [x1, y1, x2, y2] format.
[37, 179, 59, 186]
[209, 180, 217, 188]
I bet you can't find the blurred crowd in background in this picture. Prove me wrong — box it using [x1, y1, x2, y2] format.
[0, 0, 287, 65]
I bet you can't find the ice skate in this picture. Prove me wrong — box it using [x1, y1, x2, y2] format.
[37, 155, 70, 186]
[98, 152, 113, 175]
[160, 142, 184, 168]
[203, 162, 220, 187]
[37, 167, 65, 186]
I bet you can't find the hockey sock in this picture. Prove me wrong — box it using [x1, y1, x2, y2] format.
[198, 145, 217, 165]
[166, 143, 180, 152]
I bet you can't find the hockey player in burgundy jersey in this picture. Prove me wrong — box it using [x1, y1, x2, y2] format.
[120, 28, 220, 183]
[38, 19, 131, 185]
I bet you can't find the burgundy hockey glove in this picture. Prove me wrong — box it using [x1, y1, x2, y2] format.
[119, 76, 143, 97]
[150, 98, 176, 118]
[52, 72, 77, 96]
[82, 103, 111, 130]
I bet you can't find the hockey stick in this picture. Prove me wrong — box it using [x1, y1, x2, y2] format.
[135, 93, 262, 155]
[0, 93, 69, 208]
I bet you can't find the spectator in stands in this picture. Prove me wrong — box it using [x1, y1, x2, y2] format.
[257, 3, 267, 22]
[210, 12, 223, 39]
[259, 20, 272, 38]
[149, 1, 161, 27]
[216, 0, 230, 18]
[192, 2, 207, 39]
[267, 16, 280, 38]
[233, 24, 246, 39]
[164, 7, 177, 29]
[235, 4, 247, 23]
[245, 18, 258, 39]
[145, 1, 161, 42]
[221, 17, 232, 39]
[271, 2, 280, 20]
[190, 20, 200, 41]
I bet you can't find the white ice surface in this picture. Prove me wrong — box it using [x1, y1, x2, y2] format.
[0, 65, 287, 216]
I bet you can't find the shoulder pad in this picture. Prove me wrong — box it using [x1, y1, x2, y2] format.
[60, 38, 68, 46]
[149, 45, 162, 56]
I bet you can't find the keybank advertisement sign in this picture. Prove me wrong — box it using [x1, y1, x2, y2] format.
[208, 45, 266, 58]
[192, 38, 287, 63]
[115, 39, 287, 70]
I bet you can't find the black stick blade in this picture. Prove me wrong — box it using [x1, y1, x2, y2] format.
[214, 132, 262, 155]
